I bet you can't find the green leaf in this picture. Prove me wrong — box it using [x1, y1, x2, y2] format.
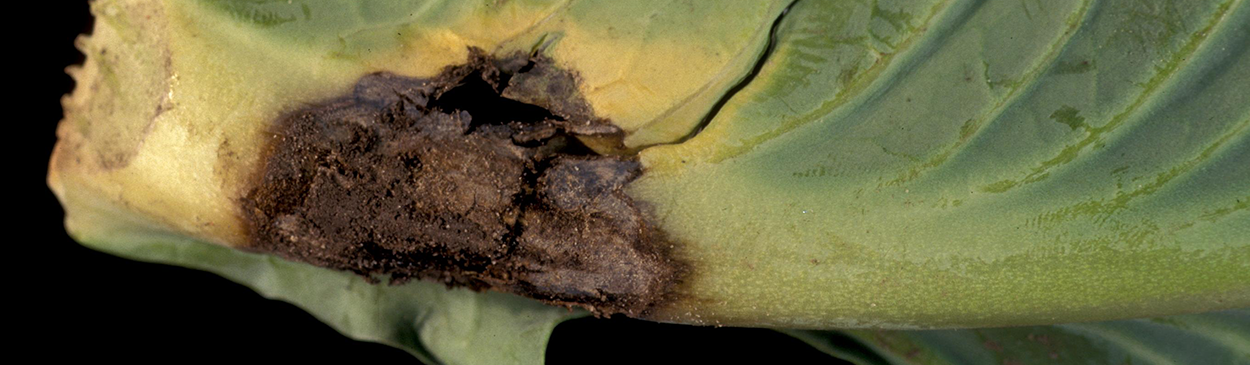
[786, 309, 1250, 364]
[55, 0, 1249, 349]
[76, 232, 577, 365]
[633, 0, 1250, 327]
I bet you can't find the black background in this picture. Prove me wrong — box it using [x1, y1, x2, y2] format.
[26, 2, 842, 363]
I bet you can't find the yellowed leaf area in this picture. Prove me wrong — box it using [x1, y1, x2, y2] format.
[50, 0, 784, 248]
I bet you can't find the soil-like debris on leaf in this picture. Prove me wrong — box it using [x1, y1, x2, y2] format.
[242, 49, 684, 317]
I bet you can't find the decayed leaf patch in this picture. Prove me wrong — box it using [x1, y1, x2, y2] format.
[242, 49, 686, 317]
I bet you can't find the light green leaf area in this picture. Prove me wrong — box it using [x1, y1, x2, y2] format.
[76, 232, 577, 365]
[635, 0, 1250, 328]
[786, 309, 1250, 365]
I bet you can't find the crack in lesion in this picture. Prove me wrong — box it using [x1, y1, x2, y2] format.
[668, 0, 803, 145]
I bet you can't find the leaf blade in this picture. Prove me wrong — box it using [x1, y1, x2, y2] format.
[789, 309, 1250, 365]
[74, 230, 577, 365]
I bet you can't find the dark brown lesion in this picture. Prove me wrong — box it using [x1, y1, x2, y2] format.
[242, 49, 684, 317]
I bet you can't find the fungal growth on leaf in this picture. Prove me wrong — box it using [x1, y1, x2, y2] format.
[241, 49, 695, 316]
[244, 50, 685, 317]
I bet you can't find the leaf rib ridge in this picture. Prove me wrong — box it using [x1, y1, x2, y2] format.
[703, 0, 971, 163]
[886, 0, 1100, 186]
[977, 0, 1245, 193]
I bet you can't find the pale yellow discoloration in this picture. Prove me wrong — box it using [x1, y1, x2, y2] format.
[50, 0, 581, 248]
[50, 0, 783, 250]
[495, 1, 790, 148]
